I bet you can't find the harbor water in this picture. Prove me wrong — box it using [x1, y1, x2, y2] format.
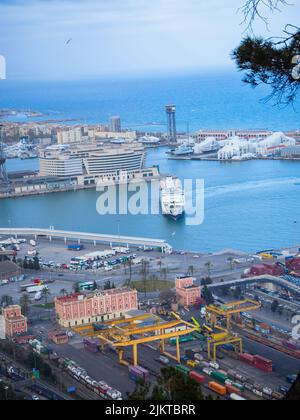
[2, 150, 300, 253]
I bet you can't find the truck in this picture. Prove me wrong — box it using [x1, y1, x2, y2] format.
[68, 244, 84, 251]
[30, 240, 37, 247]
[26, 285, 48, 294]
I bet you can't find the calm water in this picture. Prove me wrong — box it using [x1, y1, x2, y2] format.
[1, 74, 300, 252]
[2, 150, 300, 253]
[0, 72, 299, 131]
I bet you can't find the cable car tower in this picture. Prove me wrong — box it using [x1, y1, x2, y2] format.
[0, 124, 8, 182]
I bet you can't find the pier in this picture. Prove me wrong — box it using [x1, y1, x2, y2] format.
[0, 227, 172, 253]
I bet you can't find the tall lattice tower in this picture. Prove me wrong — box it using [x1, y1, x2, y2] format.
[166, 105, 177, 143]
[0, 124, 8, 182]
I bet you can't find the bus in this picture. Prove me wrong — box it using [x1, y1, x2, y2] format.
[79, 281, 95, 291]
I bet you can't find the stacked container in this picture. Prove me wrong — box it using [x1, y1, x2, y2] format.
[253, 355, 273, 373]
[129, 365, 150, 382]
[189, 371, 205, 384]
[240, 353, 255, 365]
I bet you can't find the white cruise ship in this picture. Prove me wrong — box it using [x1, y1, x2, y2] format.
[160, 177, 185, 220]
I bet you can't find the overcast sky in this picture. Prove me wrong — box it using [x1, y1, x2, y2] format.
[0, 0, 298, 80]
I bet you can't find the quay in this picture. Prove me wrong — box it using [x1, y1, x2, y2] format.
[0, 227, 172, 252]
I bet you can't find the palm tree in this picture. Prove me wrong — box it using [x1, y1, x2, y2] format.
[187, 265, 195, 276]
[127, 259, 133, 285]
[157, 259, 163, 279]
[20, 293, 30, 317]
[227, 257, 235, 271]
[41, 288, 51, 306]
[0, 295, 13, 309]
[204, 261, 213, 277]
[60, 288, 68, 297]
[161, 268, 168, 282]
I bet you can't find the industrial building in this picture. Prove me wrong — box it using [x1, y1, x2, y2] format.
[55, 287, 138, 328]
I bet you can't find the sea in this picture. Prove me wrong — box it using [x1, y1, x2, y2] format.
[0, 71, 300, 253]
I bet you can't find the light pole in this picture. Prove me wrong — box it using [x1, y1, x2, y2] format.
[294, 221, 298, 249]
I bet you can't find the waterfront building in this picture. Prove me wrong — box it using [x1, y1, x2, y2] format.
[88, 129, 136, 142]
[40, 155, 83, 177]
[256, 132, 296, 156]
[55, 287, 138, 328]
[281, 145, 300, 158]
[194, 129, 273, 143]
[217, 137, 255, 160]
[109, 116, 122, 132]
[39, 144, 146, 177]
[2, 305, 28, 338]
[57, 127, 83, 145]
[175, 277, 201, 307]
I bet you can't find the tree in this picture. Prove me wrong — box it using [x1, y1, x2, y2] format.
[271, 299, 279, 313]
[128, 367, 210, 400]
[41, 288, 51, 306]
[73, 282, 80, 293]
[33, 256, 40, 271]
[161, 268, 168, 282]
[233, 0, 300, 104]
[201, 277, 212, 286]
[23, 258, 28, 270]
[202, 286, 214, 305]
[234, 286, 243, 300]
[187, 265, 195, 276]
[227, 257, 235, 271]
[127, 259, 133, 285]
[59, 288, 68, 297]
[204, 262, 213, 277]
[20, 293, 30, 316]
[0, 295, 13, 309]
[159, 289, 176, 307]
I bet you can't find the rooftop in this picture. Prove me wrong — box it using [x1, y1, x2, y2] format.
[56, 287, 136, 303]
[0, 261, 21, 276]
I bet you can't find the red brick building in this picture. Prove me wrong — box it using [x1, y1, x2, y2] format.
[175, 277, 201, 307]
[55, 287, 138, 328]
[2, 305, 28, 337]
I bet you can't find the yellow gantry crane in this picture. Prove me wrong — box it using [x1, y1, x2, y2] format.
[73, 313, 198, 367]
[204, 298, 261, 361]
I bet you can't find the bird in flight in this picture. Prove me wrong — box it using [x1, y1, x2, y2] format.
[66, 38, 72, 45]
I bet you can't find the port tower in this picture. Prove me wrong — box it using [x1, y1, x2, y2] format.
[166, 105, 177, 142]
[0, 124, 8, 182]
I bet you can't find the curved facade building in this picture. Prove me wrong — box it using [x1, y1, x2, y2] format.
[84, 149, 145, 175]
[39, 144, 146, 177]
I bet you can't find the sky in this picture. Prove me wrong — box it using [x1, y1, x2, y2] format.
[0, 0, 298, 80]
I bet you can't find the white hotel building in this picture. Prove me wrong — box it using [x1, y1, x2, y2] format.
[39, 143, 158, 185]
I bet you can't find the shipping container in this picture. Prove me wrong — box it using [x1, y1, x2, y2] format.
[211, 371, 228, 384]
[189, 371, 205, 385]
[226, 384, 242, 396]
[240, 353, 255, 364]
[208, 381, 227, 396]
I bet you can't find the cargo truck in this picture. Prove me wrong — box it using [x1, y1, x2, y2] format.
[26, 285, 48, 294]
